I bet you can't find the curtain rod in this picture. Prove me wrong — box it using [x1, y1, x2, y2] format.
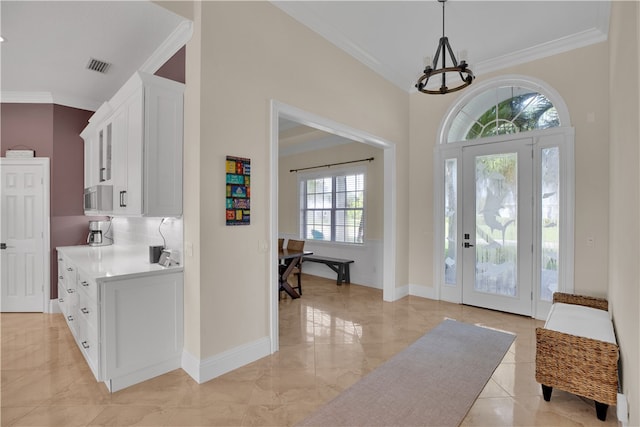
[290, 157, 374, 173]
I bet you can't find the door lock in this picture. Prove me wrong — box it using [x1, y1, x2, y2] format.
[464, 242, 474, 248]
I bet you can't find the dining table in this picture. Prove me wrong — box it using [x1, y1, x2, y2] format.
[278, 248, 312, 299]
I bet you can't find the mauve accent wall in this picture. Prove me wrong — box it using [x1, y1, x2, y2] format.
[155, 46, 186, 84]
[1, 103, 54, 158]
[1, 103, 95, 301]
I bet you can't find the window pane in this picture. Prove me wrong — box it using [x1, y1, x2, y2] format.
[444, 158, 457, 285]
[300, 172, 364, 244]
[540, 147, 560, 301]
[447, 86, 560, 143]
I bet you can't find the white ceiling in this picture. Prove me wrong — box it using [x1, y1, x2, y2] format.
[0, 1, 610, 113]
[0, 1, 190, 111]
[273, 1, 611, 92]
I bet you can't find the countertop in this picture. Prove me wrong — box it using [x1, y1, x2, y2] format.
[57, 244, 183, 282]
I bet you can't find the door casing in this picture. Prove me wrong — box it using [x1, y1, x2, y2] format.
[434, 128, 575, 319]
[0, 157, 51, 313]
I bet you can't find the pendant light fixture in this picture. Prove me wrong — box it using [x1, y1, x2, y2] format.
[415, 0, 474, 95]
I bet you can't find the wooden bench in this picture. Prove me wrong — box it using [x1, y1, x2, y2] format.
[535, 293, 618, 421]
[302, 256, 354, 285]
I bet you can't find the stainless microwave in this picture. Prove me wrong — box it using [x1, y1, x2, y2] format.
[84, 185, 113, 213]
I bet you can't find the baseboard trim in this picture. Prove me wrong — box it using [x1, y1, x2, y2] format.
[182, 336, 271, 384]
[48, 298, 61, 314]
[409, 284, 438, 300]
[106, 357, 182, 392]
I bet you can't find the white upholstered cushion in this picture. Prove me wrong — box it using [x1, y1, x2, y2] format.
[544, 302, 616, 344]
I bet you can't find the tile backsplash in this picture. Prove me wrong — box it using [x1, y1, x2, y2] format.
[109, 217, 183, 264]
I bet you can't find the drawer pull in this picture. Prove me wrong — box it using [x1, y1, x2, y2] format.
[59, 298, 64, 303]
[67, 315, 74, 322]
[81, 341, 90, 349]
[59, 275, 64, 280]
[67, 267, 73, 272]
[81, 281, 89, 287]
[67, 288, 74, 293]
[81, 307, 89, 314]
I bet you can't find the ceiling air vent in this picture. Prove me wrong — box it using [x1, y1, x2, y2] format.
[86, 58, 111, 74]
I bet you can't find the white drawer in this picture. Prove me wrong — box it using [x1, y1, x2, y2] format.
[62, 262, 77, 292]
[77, 291, 98, 333]
[58, 283, 69, 316]
[64, 306, 78, 336]
[77, 272, 98, 302]
[76, 321, 100, 379]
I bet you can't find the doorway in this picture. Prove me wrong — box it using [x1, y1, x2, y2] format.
[461, 138, 533, 316]
[0, 158, 51, 312]
[269, 100, 397, 352]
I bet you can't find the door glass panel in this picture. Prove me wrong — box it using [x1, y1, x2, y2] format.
[541, 147, 560, 301]
[474, 153, 518, 296]
[444, 158, 457, 285]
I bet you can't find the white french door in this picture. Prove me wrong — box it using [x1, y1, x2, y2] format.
[461, 138, 533, 316]
[437, 129, 574, 319]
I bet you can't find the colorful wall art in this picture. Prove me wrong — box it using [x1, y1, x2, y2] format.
[226, 156, 251, 225]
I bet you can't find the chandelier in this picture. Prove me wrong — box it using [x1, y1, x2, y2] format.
[415, 0, 474, 95]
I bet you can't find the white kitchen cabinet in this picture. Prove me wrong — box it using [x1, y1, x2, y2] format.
[56, 247, 184, 392]
[81, 72, 184, 217]
[82, 102, 115, 189]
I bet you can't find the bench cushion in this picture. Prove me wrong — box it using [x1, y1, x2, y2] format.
[544, 303, 616, 344]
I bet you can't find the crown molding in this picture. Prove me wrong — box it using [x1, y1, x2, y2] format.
[0, 91, 100, 111]
[1, 91, 53, 104]
[140, 20, 193, 74]
[474, 27, 608, 78]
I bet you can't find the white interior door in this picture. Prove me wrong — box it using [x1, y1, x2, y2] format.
[1, 159, 49, 312]
[461, 138, 533, 316]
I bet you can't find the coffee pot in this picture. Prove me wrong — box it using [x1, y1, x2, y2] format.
[87, 220, 112, 247]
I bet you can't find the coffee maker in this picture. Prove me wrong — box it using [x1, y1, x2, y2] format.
[87, 220, 112, 247]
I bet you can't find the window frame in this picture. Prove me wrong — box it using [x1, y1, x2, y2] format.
[297, 165, 366, 245]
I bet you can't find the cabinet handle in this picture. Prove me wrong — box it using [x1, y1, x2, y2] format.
[119, 190, 127, 207]
[67, 315, 74, 322]
[59, 298, 64, 303]
[67, 267, 73, 272]
[67, 288, 74, 294]
[81, 307, 89, 314]
[81, 341, 90, 349]
[81, 281, 89, 287]
[59, 275, 64, 280]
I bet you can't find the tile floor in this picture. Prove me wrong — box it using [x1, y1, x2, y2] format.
[2, 275, 617, 426]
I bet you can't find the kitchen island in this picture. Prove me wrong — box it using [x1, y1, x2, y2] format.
[57, 245, 183, 392]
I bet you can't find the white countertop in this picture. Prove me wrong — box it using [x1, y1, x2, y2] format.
[57, 245, 183, 282]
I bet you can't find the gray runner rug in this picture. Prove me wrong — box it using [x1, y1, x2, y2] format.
[297, 319, 515, 427]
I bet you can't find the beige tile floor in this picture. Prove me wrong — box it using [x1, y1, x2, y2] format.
[1, 275, 617, 426]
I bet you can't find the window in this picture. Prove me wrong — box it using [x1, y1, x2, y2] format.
[447, 85, 560, 143]
[299, 170, 365, 244]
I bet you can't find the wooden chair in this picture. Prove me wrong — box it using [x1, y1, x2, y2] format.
[286, 239, 305, 295]
[278, 238, 284, 250]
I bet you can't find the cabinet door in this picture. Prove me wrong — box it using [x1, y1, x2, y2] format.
[112, 88, 144, 216]
[143, 83, 183, 216]
[83, 133, 99, 188]
[98, 122, 113, 185]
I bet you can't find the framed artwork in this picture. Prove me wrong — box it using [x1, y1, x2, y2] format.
[226, 156, 250, 225]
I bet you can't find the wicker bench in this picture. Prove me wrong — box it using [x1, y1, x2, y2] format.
[302, 255, 354, 285]
[535, 292, 618, 421]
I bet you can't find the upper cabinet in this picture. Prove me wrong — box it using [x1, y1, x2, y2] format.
[81, 72, 184, 217]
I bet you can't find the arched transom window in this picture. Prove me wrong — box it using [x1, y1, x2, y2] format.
[447, 86, 561, 143]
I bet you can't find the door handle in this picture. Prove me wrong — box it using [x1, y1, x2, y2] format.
[464, 242, 474, 248]
[0, 243, 5, 250]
